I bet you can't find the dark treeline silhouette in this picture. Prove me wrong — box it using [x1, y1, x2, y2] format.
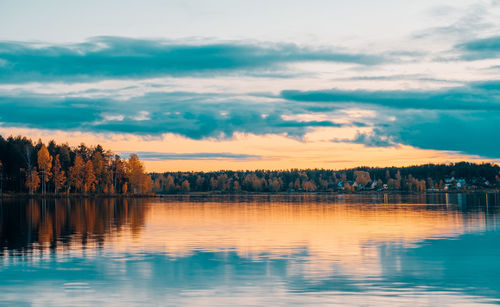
[0, 135, 152, 194]
[151, 163, 500, 193]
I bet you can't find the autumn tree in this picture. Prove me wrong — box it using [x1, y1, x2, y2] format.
[141, 174, 153, 193]
[217, 174, 230, 191]
[268, 177, 282, 192]
[181, 180, 190, 193]
[92, 151, 113, 193]
[354, 171, 371, 188]
[92, 152, 105, 192]
[318, 177, 329, 190]
[52, 154, 66, 193]
[110, 155, 126, 194]
[164, 174, 175, 193]
[417, 179, 426, 192]
[37, 144, 53, 194]
[25, 169, 40, 194]
[344, 182, 353, 193]
[232, 180, 241, 192]
[125, 154, 152, 194]
[69, 154, 85, 192]
[293, 178, 301, 190]
[302, 180, 317, 192]
[395, 170, 402, 189]
[83, 160, 96, 193]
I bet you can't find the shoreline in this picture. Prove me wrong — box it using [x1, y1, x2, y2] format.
[1, 189, 499, 199]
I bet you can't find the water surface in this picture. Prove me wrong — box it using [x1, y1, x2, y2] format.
[1, 193, 499, 306]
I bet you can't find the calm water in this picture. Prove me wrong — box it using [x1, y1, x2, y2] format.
[1, 193, 500, 306]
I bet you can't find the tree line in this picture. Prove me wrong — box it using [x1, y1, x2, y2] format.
[151, 163, 500, 193]
[0, 135, 152, 194]
[1, 134, 499, 195]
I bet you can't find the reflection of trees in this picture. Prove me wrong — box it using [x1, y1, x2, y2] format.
[0, 198, 149, 255]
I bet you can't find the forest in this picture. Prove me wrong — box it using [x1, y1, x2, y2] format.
[1, 134, 499, 195]
[151, 163, 500, 194]
[0, 135, 152, 194]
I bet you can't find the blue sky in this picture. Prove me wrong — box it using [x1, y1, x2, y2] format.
[0, 0, 499, 170]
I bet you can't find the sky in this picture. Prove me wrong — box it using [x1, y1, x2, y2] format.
[0, 0, 499, 171]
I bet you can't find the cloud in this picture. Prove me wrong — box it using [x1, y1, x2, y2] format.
[339, 110, 500, 159]
[0, 36, 386, 83]
[1, 79, 498, 158]
[281, 81, 500, 158]
[412, 3, 495, 42]
[281, 81, 500, 111]
[0, 91, 345, 139]
[0, 95, 100, 129]
[117, 151, 261, 161]
[376, 111, 500, 158]
[131, 111, 150, 121]
[457, 35, 500, 60]
[337, 132, 397, 148]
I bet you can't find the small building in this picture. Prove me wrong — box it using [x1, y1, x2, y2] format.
[456, 178, 466, 189]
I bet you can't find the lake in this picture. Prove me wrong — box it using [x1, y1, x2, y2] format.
[1, 193, 499, 306]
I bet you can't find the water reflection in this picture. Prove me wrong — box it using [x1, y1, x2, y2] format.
[0, 198, 148, 256]
[0, 193, 499, 306]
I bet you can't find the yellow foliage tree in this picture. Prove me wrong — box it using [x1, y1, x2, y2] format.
[52, 154, 66, 193]
[354, 171, 371, 188]
[37, 144, 53, 194]
[83, 160, 96, 193]
[232, 180, 241, 192]
[181, 180, 190, 193]
[69, 154, 85, 192]
[302, 180, 317, 192]
[25, 169, 40, 194]
[126, 154, 152, 194]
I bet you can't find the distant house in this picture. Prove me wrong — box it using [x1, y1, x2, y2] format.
[456, 178, 466, 189]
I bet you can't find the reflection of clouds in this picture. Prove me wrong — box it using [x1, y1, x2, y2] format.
[3, 249, 499, 306]
[105, 200, 486, 279]
[1, 195, 499, 305]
